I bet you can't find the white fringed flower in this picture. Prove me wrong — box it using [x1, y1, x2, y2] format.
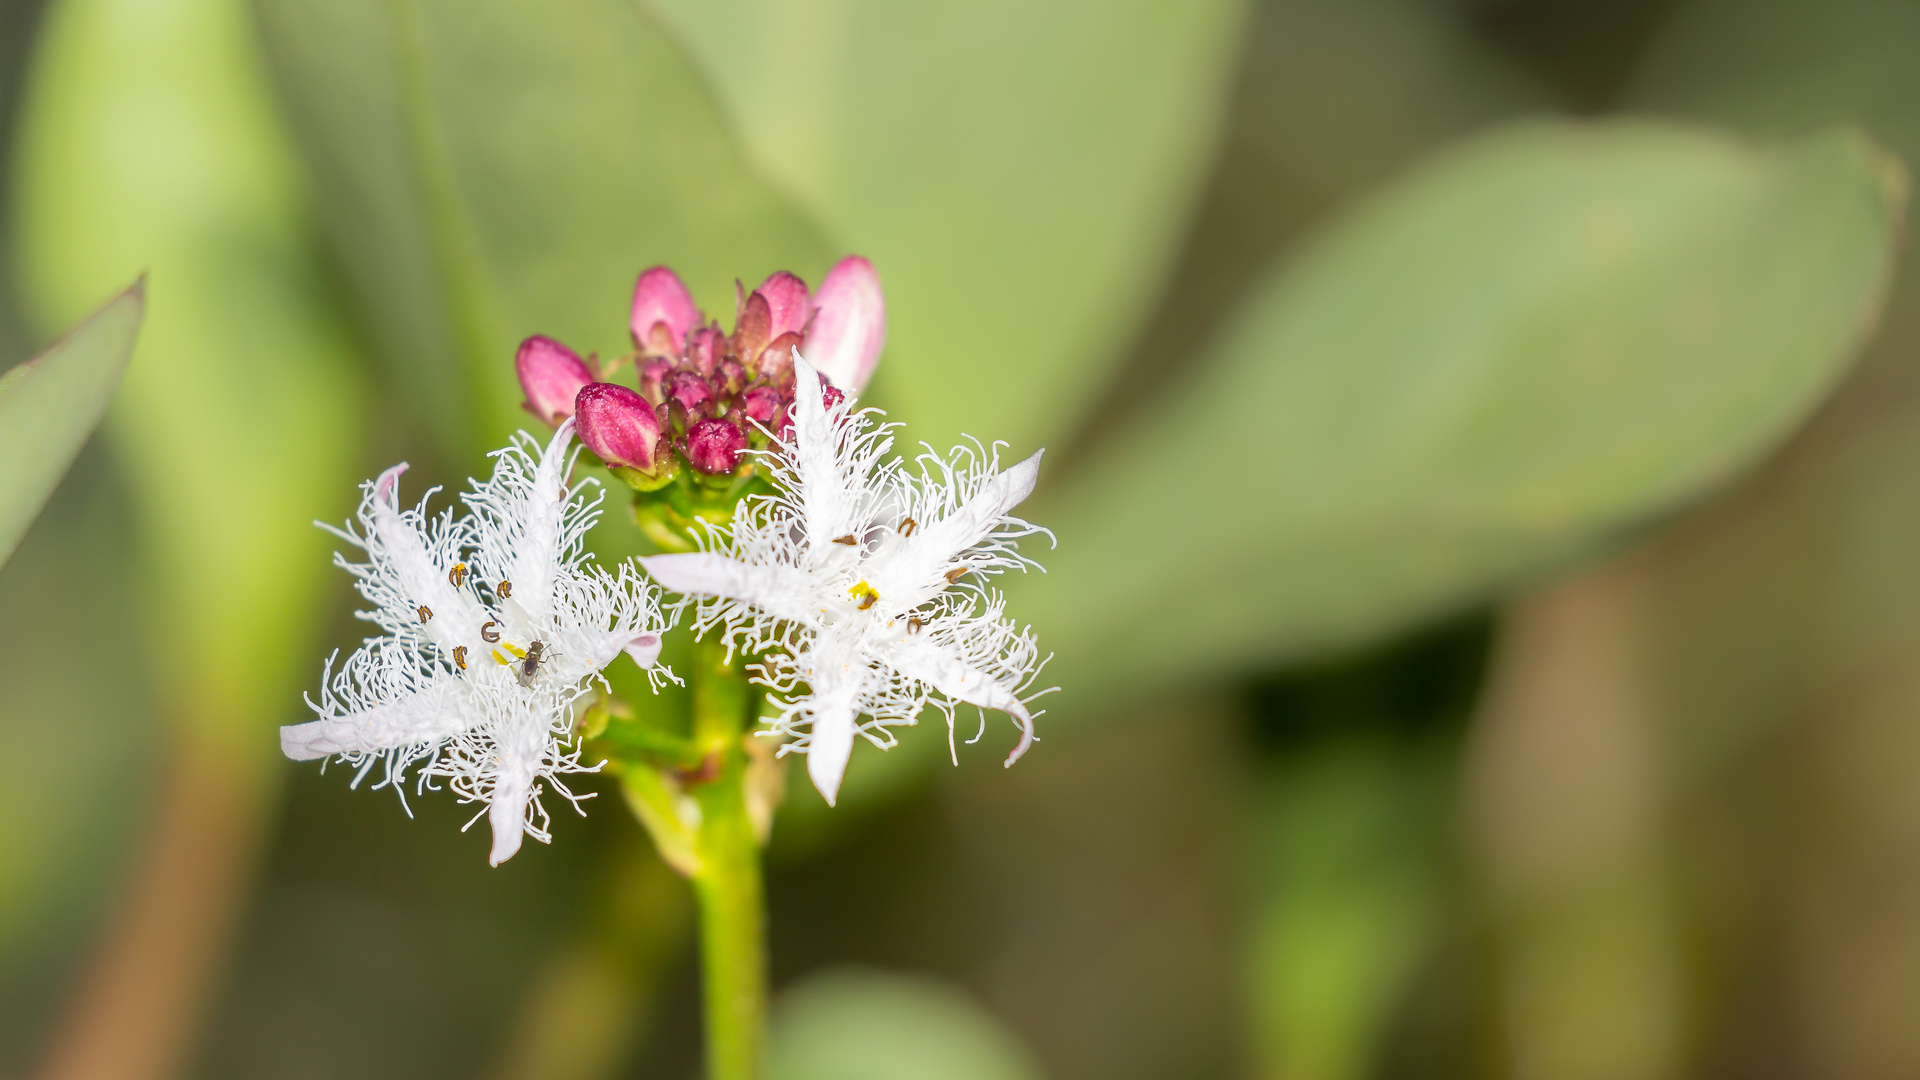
[641, 357, 1051, 805]
[282, 422, 672, 864]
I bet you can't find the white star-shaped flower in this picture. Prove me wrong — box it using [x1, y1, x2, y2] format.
[282, 422, 672, 864]
[641, 357, 1052, 804]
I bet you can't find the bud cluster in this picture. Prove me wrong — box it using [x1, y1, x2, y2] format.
[515, 257, 885, 489]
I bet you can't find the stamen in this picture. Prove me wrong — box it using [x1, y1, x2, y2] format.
[453, 645, 468, 670]
[944, 566, 969, 584]
[832, 534, 858, 546]
[481, 621, 502, 643]
[448, 562, 467, 587]
[417, 605, 433, 623]
[908, 617, 923, 634]
[899, 517, 917, 537]
[850, 581, 879, 611]
[497, 579, 513, 598]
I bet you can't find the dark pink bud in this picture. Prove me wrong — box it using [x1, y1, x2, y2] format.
[664, 369, 714, 414]
[754, 271, 812, 339]
[516, 335, 594, 425]
[713, 359, 747, 397]
[756, 331, 803, 383]
[639, 357, 674, 406]
[806, 256, 886, 392]
[575, 382, 663, 470]
[685, 417, 748, 474]
[822, 384, 846, 412]
[739, 385, 782, 426]
[630, 266, 701, 355]
[687, 325, 724, 376]
[732, 290, 772, 369]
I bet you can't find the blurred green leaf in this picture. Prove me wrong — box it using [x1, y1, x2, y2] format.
[0, 283, 140, 568]
[1019, 120, 1904, 712]
[646, 0, 1247, 451]
[16, 0, 364, 737]
[769, 968, 1045, 1080]
[253, 0, 835, 460]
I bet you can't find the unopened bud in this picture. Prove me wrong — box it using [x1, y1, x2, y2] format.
[733, 289, 772, 369]
[639, 357, 673, 406]
[686, 417, 748, 474]
[516, 336, 593, 425]
[630, 266, 701, 356]
[575, 382, 664, 471]
[755, 271, 812, 339]
[687, 325, 724, 376]
[664, 369, 714, 414]
[806, 256, 886, 392]
[739, 385, 783, 427]
[757, 332, 802, 383]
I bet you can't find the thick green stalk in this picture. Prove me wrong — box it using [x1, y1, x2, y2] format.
[688, 636, 765, 1080]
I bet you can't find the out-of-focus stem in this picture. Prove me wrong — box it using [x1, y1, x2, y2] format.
[31, 731, 275, 1080]
[687, 636, 765, 1080]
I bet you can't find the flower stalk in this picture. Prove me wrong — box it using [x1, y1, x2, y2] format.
[686, 636, 767, 1080]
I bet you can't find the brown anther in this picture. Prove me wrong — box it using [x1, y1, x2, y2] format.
[452, 645, 468, 670]
[496, 579, 513, 598]
[832, 534, 859, 546]
[481, 621, 502, 643]
[857, 592, 877, 611]
[417, 605, 433, 623]
[448, 562, 467, 587]
[908, 617, 923, 634]
[899, 517, 917, 537]
[945, 566, 969, 584]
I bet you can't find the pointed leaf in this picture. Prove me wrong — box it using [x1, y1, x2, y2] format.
[1016, 120, 1904, 712]
[0, 284, 141, 567]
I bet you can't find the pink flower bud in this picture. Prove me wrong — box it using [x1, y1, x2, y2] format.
[685, 417, 748, 474]
[757, 331, 803, 383]
[639, 357, 674, 406]
[575, 382, 663, 470]
[755, 271, 812, 339]
[732, 289, 772, 368]
[516, 336, 594, 425]
[664, 369, 714, 414]
[687, 325, 724, 376]
[805, 256, 886, 392]
[739, 385, 783, 426]
[630, 266, 701, 355]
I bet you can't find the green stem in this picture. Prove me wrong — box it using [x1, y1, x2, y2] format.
[688, 636, 765, 1080]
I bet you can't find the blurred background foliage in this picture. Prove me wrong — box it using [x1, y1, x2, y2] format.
[1, 1, 1918, 1079]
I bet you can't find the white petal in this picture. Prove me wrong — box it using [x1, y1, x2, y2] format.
[798, 642, 868, 805]
[884, 636, 1034, 766]
[281, 684, 470, 760]
[623, 632, 663, 668]
[488, 774, 530, 866]
[367, 468, 489, 650]
[503, 421, 575, 624]
[640, 553, 819, 625]
[869, 449, 1043, 603]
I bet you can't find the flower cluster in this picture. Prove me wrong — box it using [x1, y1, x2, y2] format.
[281, 423, 671, 864]
[517, 257, 886, 482]
[643, 357, 1052, 804]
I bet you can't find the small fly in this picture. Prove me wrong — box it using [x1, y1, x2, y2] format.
[514, 640, 552, 688]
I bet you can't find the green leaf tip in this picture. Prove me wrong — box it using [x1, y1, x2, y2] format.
[0, 281, 145, 569]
